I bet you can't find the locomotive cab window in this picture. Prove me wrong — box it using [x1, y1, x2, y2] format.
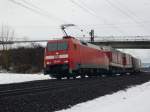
[57, 42, 68, 51]
[47, 41, 68, 51]
[47, 43, 57, 52]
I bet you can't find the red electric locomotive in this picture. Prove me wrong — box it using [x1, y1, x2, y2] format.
[44, 36, 141, 79]
[43, 24, 141, 79]
[44, 36, 109, 79]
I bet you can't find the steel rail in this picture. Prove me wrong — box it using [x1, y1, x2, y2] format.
[0, 78, 100, 97]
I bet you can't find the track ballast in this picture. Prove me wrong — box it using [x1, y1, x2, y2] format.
[0, 72, 150, 112]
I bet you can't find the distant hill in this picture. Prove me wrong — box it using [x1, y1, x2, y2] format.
[142, 63, 150, 68]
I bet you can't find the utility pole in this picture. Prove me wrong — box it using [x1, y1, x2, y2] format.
[89, 29, 94, 42]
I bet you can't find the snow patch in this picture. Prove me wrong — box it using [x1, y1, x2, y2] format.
[58, 81, 150, 112]
[0, 73, 50, 84]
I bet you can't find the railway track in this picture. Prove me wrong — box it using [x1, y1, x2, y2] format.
[0, 72, 150, 112]
[0, 84, 69, 97]
[0, 77, 105, 97]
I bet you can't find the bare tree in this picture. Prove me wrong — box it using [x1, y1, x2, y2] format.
[0, 24, 15, 51]
[0, 25, 15, 70]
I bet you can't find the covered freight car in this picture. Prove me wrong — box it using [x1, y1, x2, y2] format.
[123, 53, 133, 73]
[103, 47, 124, 74]
[132, 57, 141, 72]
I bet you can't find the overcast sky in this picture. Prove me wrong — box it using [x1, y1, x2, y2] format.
[0, 0, 150, 63]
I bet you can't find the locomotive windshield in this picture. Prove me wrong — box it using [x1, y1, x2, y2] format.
[47, 41, 68, 51]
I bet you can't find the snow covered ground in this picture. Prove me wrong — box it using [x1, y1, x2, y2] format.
[58, 81, 150, 112]
[0, 73, 50, 84]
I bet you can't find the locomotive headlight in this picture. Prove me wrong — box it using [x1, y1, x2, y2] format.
[46, 56, 54, 59]
[64, 60, 69, 63]
[46, 62, 51, 65]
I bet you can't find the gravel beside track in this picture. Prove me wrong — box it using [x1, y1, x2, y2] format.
[0, 72, 150, 112]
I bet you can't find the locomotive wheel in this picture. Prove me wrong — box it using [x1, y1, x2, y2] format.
[81, 74, 85, 78]
[44, 69, 48, 75]
[87, 75, 92, 78]
[67, 76, 70, 79]
[73, 76, 76, 79]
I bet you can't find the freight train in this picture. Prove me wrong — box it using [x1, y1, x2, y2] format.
[44, 36, 141, 79]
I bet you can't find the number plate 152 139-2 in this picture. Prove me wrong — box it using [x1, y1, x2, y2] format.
[54, 55, 59, 59]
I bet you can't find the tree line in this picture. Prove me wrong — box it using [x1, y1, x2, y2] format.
[0, 44, 45, 73]
[0, 25, 45, 73]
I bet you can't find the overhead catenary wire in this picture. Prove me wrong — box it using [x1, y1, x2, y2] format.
[113, 0, 150, 29]
[20, 0, 41, 10]
[9, 0, 92, 38]
[8, 0, 69, 24]
[113, 0, 141, 20]
[13, 0, 150, 27]
[69, 0, 99, 20]
[69, 0, 124, 35]
[8, 0, 150, 38]
[25, 0, 150, 28]
[105, 0, 149, 33]
[71, 0, 150, 35]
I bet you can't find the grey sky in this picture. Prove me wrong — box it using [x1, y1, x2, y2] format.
[0, 0, 150, 62]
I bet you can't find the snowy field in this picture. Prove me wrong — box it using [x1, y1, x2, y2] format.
[59, 81, 150, 112]
[0, 73, 50, 84]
